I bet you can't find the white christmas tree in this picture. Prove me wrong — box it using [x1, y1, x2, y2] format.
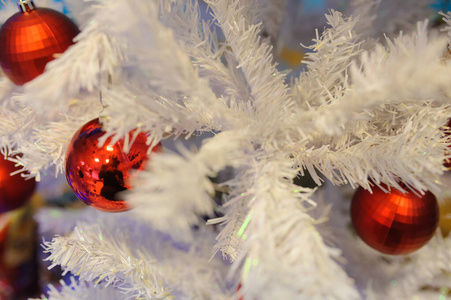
[0, 0, 451, 299]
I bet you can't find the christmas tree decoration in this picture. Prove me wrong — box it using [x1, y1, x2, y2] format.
[438, 196, 451, 237]
[0, 155, 36, 213]
[351, 184, 439, 255]
[279, 47, 304, 68]
[5, 0, 451, 298]
[0, 0, 79, 85]
[65, 118, 162, 212]
[437, 172, 451, 237]
[0, 202, 40, 299]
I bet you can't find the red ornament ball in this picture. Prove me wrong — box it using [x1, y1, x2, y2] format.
[0, 155, 36, 213]
[0, 2, 79, 85]
[65, 118, 162, 212]
[351, 184, 439, 255]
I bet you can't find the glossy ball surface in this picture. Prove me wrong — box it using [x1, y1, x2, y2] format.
[0, 7, 79, 85]
[0, 156, 36, 213]
[351, 184, 439, 255]
[65, 119, 162, 212]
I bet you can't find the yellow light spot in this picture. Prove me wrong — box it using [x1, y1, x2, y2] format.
[106, 145, 114, 151]
[313, 42, 324, 52]
[94, 158, 100, 162]
[68, 99, 79, 105]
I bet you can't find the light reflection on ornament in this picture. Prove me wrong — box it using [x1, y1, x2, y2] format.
[65, 118, 162, 212]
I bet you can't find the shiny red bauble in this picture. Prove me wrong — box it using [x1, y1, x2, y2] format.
[65, 118, 162, 212]
[0, 155, 36, 213]
[0, 2, 79, 85]
[351, 184, 439, 255]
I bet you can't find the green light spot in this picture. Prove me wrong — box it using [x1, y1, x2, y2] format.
[50, 210, 61, 218]
[34, 142, 47, 152]
[252, 259, 259, 266]
[238, 211, 253, 237]
[242, 234, 248, 240]
[243, 258, 252, 279]
[390, 280, 397, 286]
[379, 10, 387, 17]
[439, 295, 446, 300]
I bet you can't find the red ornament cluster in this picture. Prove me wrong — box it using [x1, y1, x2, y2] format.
[0, 1, 79, 85]
[351, 183, 439, 255]
[0, 155, 36, 213]
[65, 119, 162, 212]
